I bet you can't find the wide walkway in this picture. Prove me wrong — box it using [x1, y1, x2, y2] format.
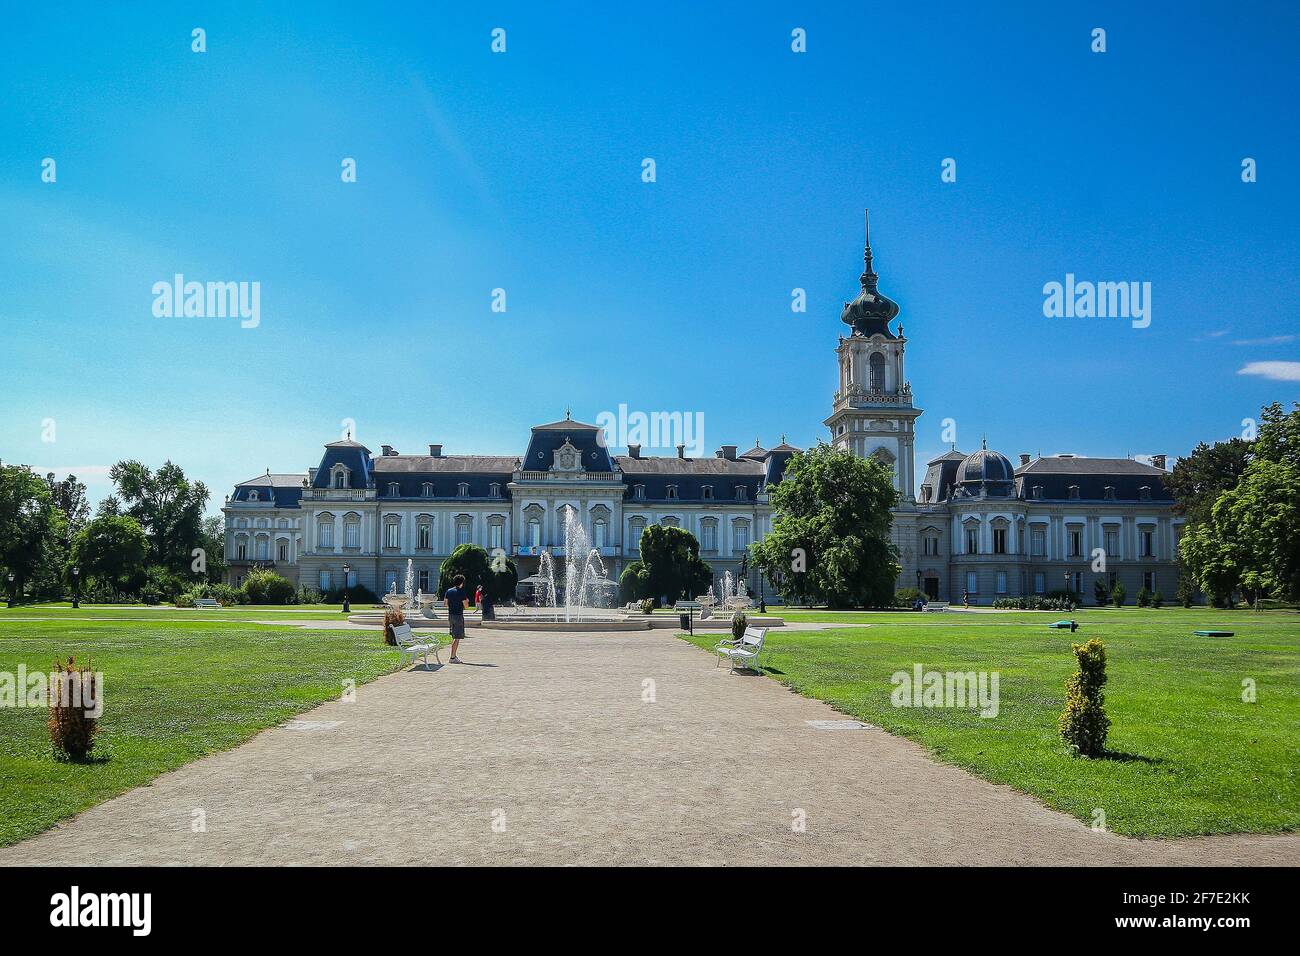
[2, 628, 1296, 865]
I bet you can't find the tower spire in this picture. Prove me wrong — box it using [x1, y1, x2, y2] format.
[861, 208, 878, 292]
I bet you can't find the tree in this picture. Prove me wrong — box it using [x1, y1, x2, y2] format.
[0, 465, 67, 601]
[637, 525, 713, 605]
[439, 544, 516, 601]
[619, 560, 650, 603]
[1178, 403, 1300, 604]
[109, 461, 210, 573]
[752, 443, 899, 608]
[43, 473, 91, 538]
[71, 515, 150, 594]
[1166, 438, 1252, 525]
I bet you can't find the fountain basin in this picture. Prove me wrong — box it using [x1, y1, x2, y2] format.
[477, 618, 654, 632]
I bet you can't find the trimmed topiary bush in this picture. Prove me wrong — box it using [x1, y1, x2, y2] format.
[638, 598, 655, 615]
[1137, 586, 1152, 608]
[1110, 582, 1126, 607]
[732, 610, 748, 642]
[1059, 639, 1110, 758]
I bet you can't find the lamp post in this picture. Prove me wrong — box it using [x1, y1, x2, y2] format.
[1064, 571, 1072, 609]
[72, 566, 80, 609]
[342, 564, 351, 614]
[6, 572, 14, 608]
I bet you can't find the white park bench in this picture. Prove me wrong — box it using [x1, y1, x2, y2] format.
[193, 598, 222, 609]
[923, 603, 948, 612]
[675, 600, 701, 611]
[391, 622, 441, 669]
[714, 626, 768, 673]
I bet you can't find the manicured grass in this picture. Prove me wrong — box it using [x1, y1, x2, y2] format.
[0, 605, 367, 623]
[686, 608, 1300, 837]
[0, 617, 432, 848]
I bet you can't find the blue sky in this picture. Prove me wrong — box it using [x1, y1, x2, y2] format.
[2, 0, 1297, 512]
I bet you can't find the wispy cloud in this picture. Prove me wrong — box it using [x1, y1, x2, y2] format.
[1195, 330, 1230, 341]
[1231, 334, 1297, 346]
[1238, 361, 1300, 382]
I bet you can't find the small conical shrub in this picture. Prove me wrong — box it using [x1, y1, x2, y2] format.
[48, 657, 100, 760]
[1059, 639, 1110, 757]
[731, 610, 748, 642]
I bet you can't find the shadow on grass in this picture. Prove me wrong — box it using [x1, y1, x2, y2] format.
[1097, 750, 1165, 766]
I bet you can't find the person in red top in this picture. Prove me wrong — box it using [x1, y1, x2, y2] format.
[474, 584, 483, 608]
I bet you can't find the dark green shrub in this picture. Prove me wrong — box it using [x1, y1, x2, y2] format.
[731, 610, 748, 641]
[1093, 578, 1110, 606]
[1151, 590, 1163, 608]
[992, 596, 1072, 611]
[324, 583, 377, 605]
[1176, 574, 1195, 608]
[1059, 639, 1110, 757]
[242, 568, 296, 605]
[1136, 586, 1152, 608]
[1110, 582, 1127, 607]
[620, 561, 650, 603]
[894, 587, 923, 607]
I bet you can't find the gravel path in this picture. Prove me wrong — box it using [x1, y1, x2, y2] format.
[3, 628, 1296, 866]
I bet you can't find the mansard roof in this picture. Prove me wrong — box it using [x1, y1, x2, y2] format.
[372, 455, 517, 474]
[230, 473, 306, 507]
[522, 420, 616, 473]
[614, 456, 765, 476]
[1017, 456, 1166, 476]
[1015, 456, 1171, 502]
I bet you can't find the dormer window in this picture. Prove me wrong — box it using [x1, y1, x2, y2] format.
[1139, 485, 1152, 501]
[489, 483, 501, 498]
[633, 484, 645, 500]
[1031, 485, 1043, 499]
[422, 482, 434, 497]
[1104, 486, 1116, 500]
[666, 485, 679, 499]
[735, 485, 748, 501]
[458, 482, 470, 497]
[702, 485, 714, 500]
[248, 490, 259, 502]
[920, 484, 932, 503]
[1068, 485, 1080, 500]
[388, 482, 400, 497]
[333, 472, 346, 489]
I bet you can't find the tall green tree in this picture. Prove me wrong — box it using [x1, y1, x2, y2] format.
[71, 515, 150, 594]
[0, 465, 67, 601]
[1166, 437, 1252, 525]
[43, 473, 91, 538]
[1178, 402, 1300, 604]
[752, 443, 900, 608]
[109, 461, 210, 573]
[637, 525, 713, 605]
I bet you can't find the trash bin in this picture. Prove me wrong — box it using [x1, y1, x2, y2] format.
[679, 612, 692, 633]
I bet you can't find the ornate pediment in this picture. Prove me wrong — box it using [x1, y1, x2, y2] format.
[550, 438, 585, 473]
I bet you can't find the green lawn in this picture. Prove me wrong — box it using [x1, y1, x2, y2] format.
[0, 617, 433, 848]
[687, 607, 1300, 837]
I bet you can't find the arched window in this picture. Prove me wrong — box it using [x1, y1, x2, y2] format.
[593, 518, 607, 549]
[527, 517, 541, 548]
[422, 483, 434, 497]
[628, 517, 646, 551]
[869, 352, 886, 391]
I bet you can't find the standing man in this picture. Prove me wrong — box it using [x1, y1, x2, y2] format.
[445, 574, 468, 663]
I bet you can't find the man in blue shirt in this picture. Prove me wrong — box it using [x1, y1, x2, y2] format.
[445, 574, 468, 663]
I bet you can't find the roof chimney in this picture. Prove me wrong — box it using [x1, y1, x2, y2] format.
[676, 444, 686, 459]
[717, 445, 738, 461]
[429, 444, 443, 457]
[381, 445, 397, 457]
[1151, 454, 1166, 470]
[1019, 453, 1030, 467]
[628, 444, 641, 459]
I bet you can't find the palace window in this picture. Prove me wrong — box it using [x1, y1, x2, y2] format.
[318, 517, 334, 549]
[996, 571, 1007, 594]
[628, 518, 646, 551]
[248, 490, 259, 501]
[992, 528, 1007, 555]
[966, 571, 978, 595]
[419, 570, 431, 592]
[869, 352, 886, 391]
[1068, 529, 1082, 557]
[702, 485, 714, 500]
[593, 519, 607, 549]
[1031, 528, 1046, 556]
[1104, 529, 1119, 559]
[923, 535, 939, 556]
[965, 527, 979, 554]
[489, 522, 503, 551]
[1143, 571, 1156, 591]
[417, 522, 432, 550]
[1139, 485, 1152, 501]
[701, 521, 717, 551]
[633, 484, 645, 500]
[489, 483, 501, 498]
[422, 483, 434, 497]
[456, 518, 472, 546]
[458, 483, 470, 497]
[733, 522, 750, 552]
[277, 541, 288, 562]
[333, 471, 346, 489]
[1103, 486, 1116, 501]
[384, 521, 400, 549]
[1031, 485, 1043, 500]
[387, 482, 400, 497]
[1068, 485, 1080, 500]
[237, 540, 247, 560]
[667, 485, 678, 499]
[319, 571, 331, 591]
[1033, 572, 1045, 594]
[345, 518, 360, 549]
[527, 518, 541, 548]
[735, 485, 748, 501]
[1141, 529, 1155, 558]
[662, 516, 679, 528]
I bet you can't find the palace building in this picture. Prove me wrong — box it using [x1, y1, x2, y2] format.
[222, 214, 1182, 604]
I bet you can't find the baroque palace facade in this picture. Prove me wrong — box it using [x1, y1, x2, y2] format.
[222, 214, 1182, 604]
